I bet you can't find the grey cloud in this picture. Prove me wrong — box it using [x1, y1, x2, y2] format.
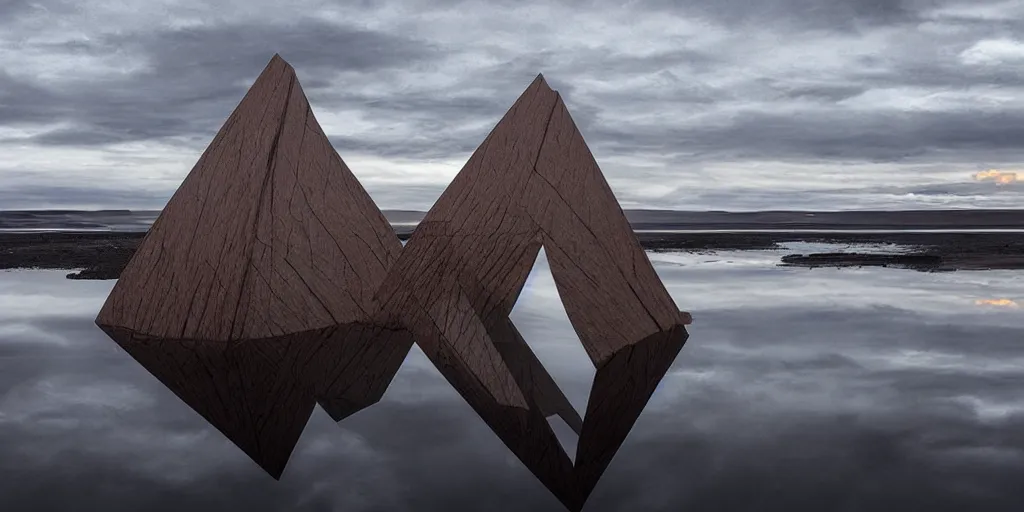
[361, 183, 448, 212]
[308, 46, 709, 163]
[594, 108, 1024, 163]
[887, 180, 1024, 196]
[402, 0, 926, 30]
[0, 71, 61, 125]
[0, 179, 441, 213]
[852, 61, 1024, 90]
[643, 0, 929, 31]
[327, 134, 478, 161]
[8, 19, 438, 147]
[778, 83, 871, 102]
[3, 0, 1024, 209]
[122, 20, 435, 78]
[0, 0, 53, 19]
[0, 183, 172, 210]
[318, 59, 565, 158]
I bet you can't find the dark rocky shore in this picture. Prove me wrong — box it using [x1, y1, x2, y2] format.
[774, 232, 1024, 272]
[650, 231, 1024, 271]
[0, 232, 146, 280]
[3, 229, 1024, 280]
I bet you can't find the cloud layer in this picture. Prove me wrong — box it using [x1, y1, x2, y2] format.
[1, 0, 1024, 210]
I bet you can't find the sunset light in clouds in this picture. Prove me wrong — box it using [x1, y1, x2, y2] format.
[974, 170, 1021, 185]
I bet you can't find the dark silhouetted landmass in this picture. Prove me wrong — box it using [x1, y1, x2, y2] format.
[4, 208, 1024, 232]
[4, 228, 1024, 278]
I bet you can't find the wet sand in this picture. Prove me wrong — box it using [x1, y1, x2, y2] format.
[3, 229, 1024, 279]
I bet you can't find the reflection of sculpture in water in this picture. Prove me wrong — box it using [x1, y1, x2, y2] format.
[95, 54, 691, 512]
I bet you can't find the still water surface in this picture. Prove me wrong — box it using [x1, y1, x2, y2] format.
[1, 245, 1022, 511]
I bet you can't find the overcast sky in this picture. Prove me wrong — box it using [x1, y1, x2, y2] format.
[2, 0, 1024, 211]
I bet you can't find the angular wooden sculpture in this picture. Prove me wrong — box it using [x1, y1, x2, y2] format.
[94, 54, 416, 477]
[376, 75, 690, 511]
[94, 55, 585, 482]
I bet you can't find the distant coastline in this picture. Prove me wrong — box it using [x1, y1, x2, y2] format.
[1, 209, 1022, 279]
[3, 208, 1024, 232]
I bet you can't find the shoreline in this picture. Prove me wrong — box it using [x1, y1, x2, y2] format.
[3, 229, 1024, 279]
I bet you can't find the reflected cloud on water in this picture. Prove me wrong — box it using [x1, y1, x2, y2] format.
[2, 250, 1024, 511]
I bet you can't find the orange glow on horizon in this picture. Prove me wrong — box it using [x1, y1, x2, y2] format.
[974, 169, 1020, 184]
[975, 299, 1019, 308]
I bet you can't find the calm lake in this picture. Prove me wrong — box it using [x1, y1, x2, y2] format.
[2, 244, 1023, 511]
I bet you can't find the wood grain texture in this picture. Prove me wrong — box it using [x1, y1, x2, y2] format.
[94, 54, 412, 478]
[97, 54, 401, 339]
[377, 74, 690, 511]
[93, 59, 689, 512]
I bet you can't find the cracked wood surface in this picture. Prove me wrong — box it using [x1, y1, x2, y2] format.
[96, 54, 401, 340]
[94, 55, 413, 478]
[93, 56, 588, 488]
[376, 74, 690, 512]
[92, 55, 690, 512]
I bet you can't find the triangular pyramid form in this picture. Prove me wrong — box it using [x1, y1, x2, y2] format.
[377, 74, 690, 511]
[514, 80, 691, 506]
[98, 54, 403, 340]
[95, 54, 412, 478]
